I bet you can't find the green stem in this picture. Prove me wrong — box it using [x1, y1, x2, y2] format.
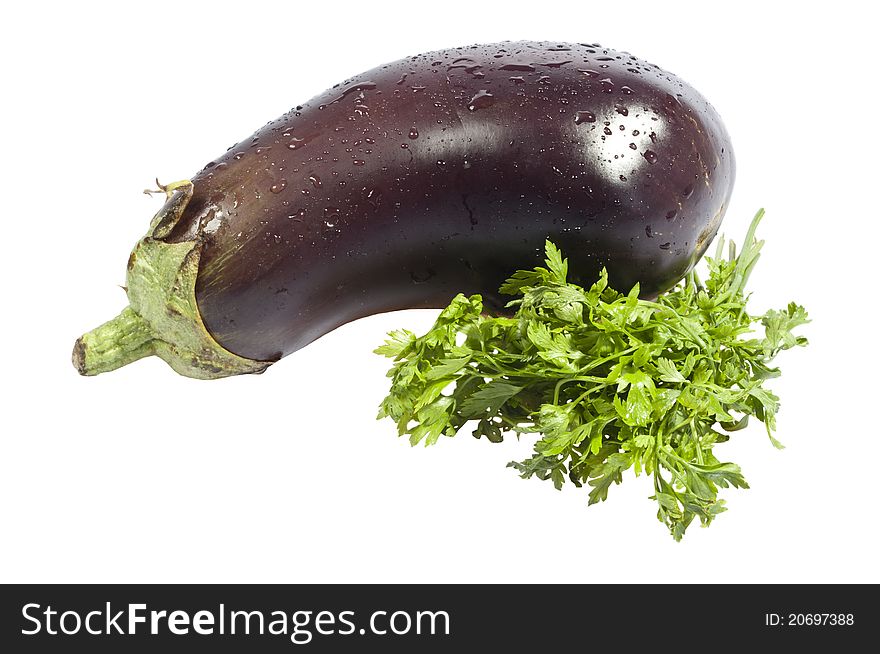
[553, 376, 611, 404]
[72, 307, 156, 375]
[690, 420, 705, 465]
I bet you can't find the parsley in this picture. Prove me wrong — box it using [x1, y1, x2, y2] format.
[376, 210, 808, 540]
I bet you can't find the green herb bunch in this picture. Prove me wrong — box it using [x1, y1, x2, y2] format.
[376, 211, 808, 540]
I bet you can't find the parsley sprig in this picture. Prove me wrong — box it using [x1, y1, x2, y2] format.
[376, 210, 808, 540]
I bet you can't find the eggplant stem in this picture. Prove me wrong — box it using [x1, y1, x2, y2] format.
[72, 306, 156, 375]
[143, 178, 193, 198]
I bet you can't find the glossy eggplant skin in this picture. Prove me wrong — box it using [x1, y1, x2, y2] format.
[165, 40, 734, 362]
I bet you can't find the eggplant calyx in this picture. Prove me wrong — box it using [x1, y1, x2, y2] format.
[73, 181, 272, 379]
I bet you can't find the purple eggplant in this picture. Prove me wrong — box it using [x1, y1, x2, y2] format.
[74, 40, 734, 379]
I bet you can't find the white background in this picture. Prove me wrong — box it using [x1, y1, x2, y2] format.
[2, 1, 877, 583]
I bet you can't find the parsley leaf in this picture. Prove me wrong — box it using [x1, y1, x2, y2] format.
[376, 210, 808, 540]
[459, 382, 524, 418]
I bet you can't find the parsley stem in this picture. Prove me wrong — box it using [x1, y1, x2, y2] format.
[498, 413, 524, 430]
[654, 422, 663, 467]
[550, 345, 638, 404]
[571, 382, 611, 406]
[578, 346, 637, 373]
[691, 268, 704, 291]
[690, 420, 705, 465]
[669, 416, 694, 435]
[553, 375, 611, 404]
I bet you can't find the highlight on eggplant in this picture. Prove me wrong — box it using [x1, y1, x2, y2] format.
[73, 40, 734, 379]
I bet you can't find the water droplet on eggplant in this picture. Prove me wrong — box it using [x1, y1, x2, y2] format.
[500, 63, 536, 72]
[467, 90, 495, 111]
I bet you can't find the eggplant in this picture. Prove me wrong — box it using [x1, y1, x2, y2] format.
[74, 40, 734, 379]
